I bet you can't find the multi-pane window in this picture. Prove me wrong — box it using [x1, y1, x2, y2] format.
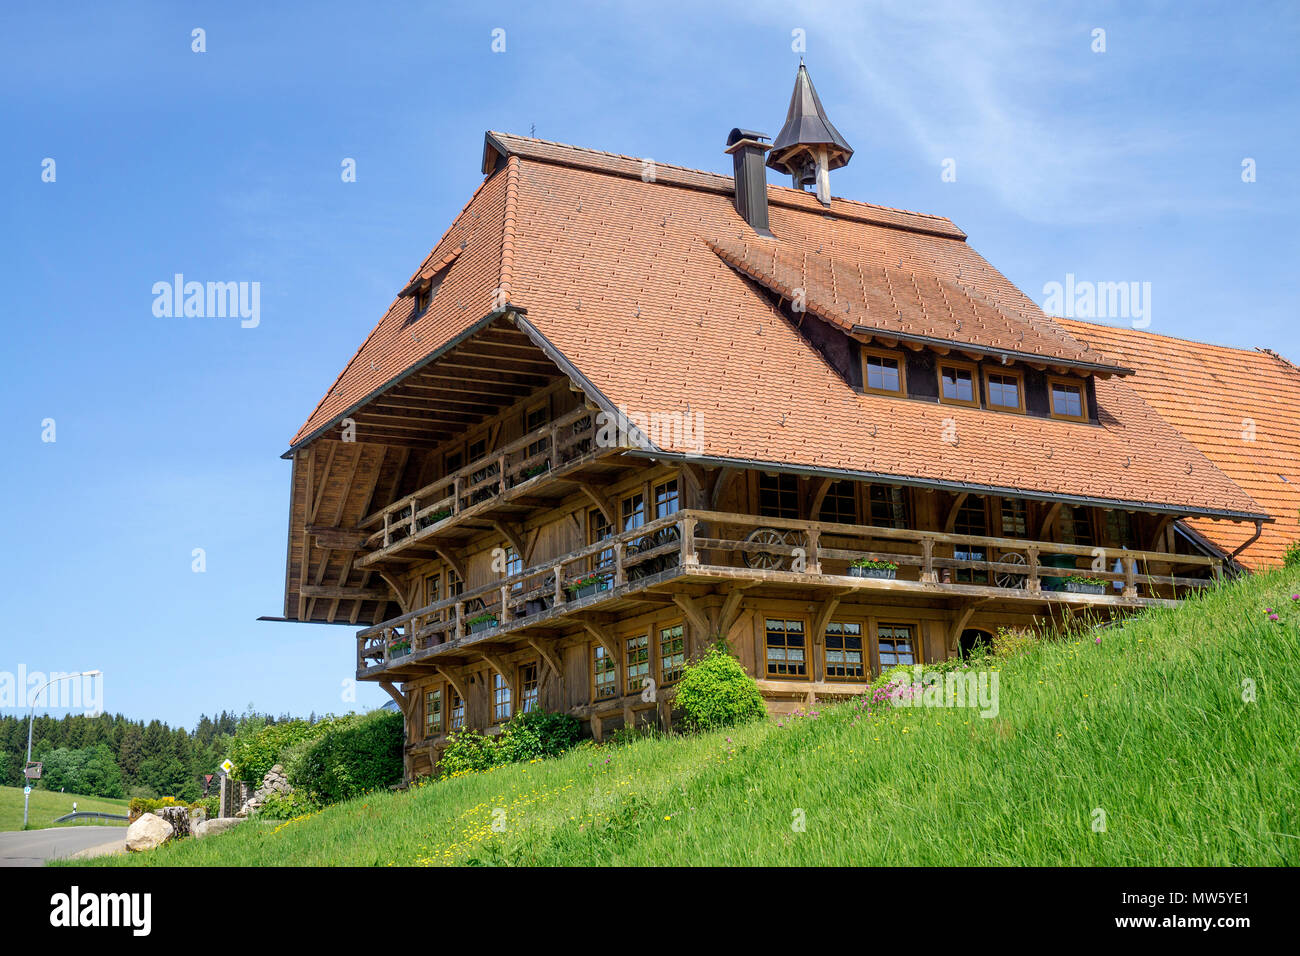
[504, 544, 523, 590]
[654, 479, 679, 518]
[659, 624, 686, 684]
[444, 450, 464, 476]
[425, 573, 441, 608]
[449, 688, 465, 730]
[877, 624, 917, 667]
[765, 618, 807, 678]
[424, 688, 443, 736]
[525, 404, 549, 460]
[954, 497, 990, 584]
[590, 507, 615, 584]
[863, 350, 904, 394]
[867, 485, 909, 529]
[1059, 506, 1095, 547]
[758, 473, 800, 519]
[1049, 379, 1087, 420]
[1105, 509, 1133, 548]
[447, 569, 463, 599]
[622, 493, 646, 532]
[819, 480, 857, 524]
[1000, 498, 1028, 537]
[492, 672, 512, 723]
[593, 644, 617, 700]
[519, 663, 539, 714]
[939, 364, 978, 405]
[626, 634, 650, 694]
[985, 371, 1023, 411]
[824, 622, 865, 680]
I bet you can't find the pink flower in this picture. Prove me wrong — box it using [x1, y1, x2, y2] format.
[1095, 636, 1102, 644]
[1269, 613, 1280, 621]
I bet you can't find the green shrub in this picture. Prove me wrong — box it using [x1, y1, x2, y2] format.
[438, 710, 582, 778]
[673, 643, 766, 733]
[1284, 539, 1300, 569]
[227, 718, 334, 783]
[284, 710, 403, 803]
[438, 727, 499, 778]
[256, 789, 322, 820]
[496, 710, 581, 763]
[127, 795, 213, 822]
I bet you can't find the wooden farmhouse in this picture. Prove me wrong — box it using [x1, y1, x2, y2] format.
[269, 66, 1283, 780]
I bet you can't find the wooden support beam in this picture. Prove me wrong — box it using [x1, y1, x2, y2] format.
[527, 637, 563, 680]
[492, 519, 526, 559]
[672, 594, 711, 638]
[577, 481, 616, 526]
[300, 585, 390, 601]
[432, 546, 467, 585]
[943, 492, 969, 533]
[435, 666, 468, 703]
[1039, 501, 1063, 540]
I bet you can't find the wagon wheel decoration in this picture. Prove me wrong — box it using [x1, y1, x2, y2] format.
[743, 527, 788, 570]
[995, 551, 1028, 589]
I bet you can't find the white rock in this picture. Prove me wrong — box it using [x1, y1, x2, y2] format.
[125, 813, 175, 852]
[194, 817, 244, 839]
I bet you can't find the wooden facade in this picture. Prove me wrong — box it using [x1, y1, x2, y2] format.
[283, 315, 1230, 781]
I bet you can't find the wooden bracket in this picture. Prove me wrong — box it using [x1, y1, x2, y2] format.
[527, 637, 563, 679]
[672, 594, 711, 637]
[943, 492, 970, 533]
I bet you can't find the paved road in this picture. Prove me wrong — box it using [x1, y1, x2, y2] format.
[0, 826, 127, 867]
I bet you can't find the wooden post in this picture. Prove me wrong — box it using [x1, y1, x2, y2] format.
[453, 476, 462, 514]
[500, 585, 511, 623]
[1026, 546, 1041, 593]
[1122, 556, 1137, 598]
[549, 424, 559, 467]
[680, 516, 699, 567]
[383, 512, 391, 548]
[614, 542, 627, 586]
[553, 564, 565, 605]
[804, 528, 821, 575]
[409, 498, 418, 537]
[454, 602, 465, 641]
[920, 538, 937, 584]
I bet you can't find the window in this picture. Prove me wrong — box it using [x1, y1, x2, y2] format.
[1000, 498, 1028, 538]
[449, 688, 465, 730]
[621, 492, 646, 532]
[412, 284, 432, 318]
[938, 362, 980, 407]
[1048, 377, 1088, 421]
[504, 544, 523, 590]
[659, 624, 685, 684]
[1058, 506, 1095, 547]
[425, 573, 441, 607]
[492, 671, 512, 723]
[447, 569, 464, 599]
[467, 438, 487, 462]
[861, 348, 906, 396]
[590, 507, 615, 584]
[593, 644, 617, 700]
[824, 621, 866, 680]
[626, 634, 650, 694]
[867, 485, 909, 529]
[819, 480, 857, 524]
[1105, 510, 1133, 548]
[424, 688, 443, 736]
[984, 369, 1025, 412]
[654, 478, 680, 518]
[954, 496, 990, 584]
[758, 473, 800, 519]
[877, 624, 917, 668]
[519, 663, 539, 714]
[525, 404, 549, 460]
[765, 618, 807, 678]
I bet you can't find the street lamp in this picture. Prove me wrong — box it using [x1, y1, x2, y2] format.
[23, 670, 102, 830]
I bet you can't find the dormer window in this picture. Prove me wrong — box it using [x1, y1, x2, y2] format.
[984, 369, 1025, 413]
[406, 262, 453, 323]
[413, 284, 432, 317]
[861, 348, 906, 396]
[938, 361, 979, 407]
[1048, 376, 1089, 422]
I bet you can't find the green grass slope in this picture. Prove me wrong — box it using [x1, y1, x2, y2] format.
[0, 787, 129, 832]
[64, 567, 1300, 866]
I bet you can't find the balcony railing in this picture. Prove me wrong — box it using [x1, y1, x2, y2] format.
[358, 406, 601, 553]
[356, 509, 1222, 674]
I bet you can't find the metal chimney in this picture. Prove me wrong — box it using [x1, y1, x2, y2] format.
[725, 128, 773, 237]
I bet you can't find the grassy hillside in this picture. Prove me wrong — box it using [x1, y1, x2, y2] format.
[0, 787, 129, 832]
[63, 567, 1300, 866]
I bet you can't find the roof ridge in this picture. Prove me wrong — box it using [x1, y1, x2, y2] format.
[1058, 316, 1295, 361]
[486, 130, 963, 236]
[499, 155, 520, 304]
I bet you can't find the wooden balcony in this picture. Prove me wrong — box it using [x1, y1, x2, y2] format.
[356, 509, 1222, 680]
[355, 406, 622, 568]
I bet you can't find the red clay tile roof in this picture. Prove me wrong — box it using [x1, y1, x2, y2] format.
[290, 133, 1265, 524]
[706, 237, 1125, 371]
[1059, 319, 1299, 567]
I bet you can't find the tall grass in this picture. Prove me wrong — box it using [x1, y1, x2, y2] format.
[64, 568, 1300, 866]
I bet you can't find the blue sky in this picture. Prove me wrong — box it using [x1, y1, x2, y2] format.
[2, 1, 1296, 729]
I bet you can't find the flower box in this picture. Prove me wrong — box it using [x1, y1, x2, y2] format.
[1065, 581, 1106, 595]
[849, 566, 896, 579]
[466, 616, 498, 634]
[569, 581, 609, 600]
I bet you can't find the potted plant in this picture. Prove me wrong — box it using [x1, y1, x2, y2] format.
[466, 612, 499, 634]
[415, 507, 452, 531]
[849, 558, 898, 580]
[388, 637, 412, 657]
[1064, 575, 1107, 595]
[566, 574, 609, 600]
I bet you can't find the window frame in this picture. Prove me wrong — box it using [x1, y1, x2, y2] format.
[1047, 375, 1090, 422]
[866, 484, 910, 529]
[937, 359, 981, 408]
[591, 642, 618, 701]
[625, 633, 651, 696]
[757, 472, 800, 519]
[424, 685, 443, 737]
[823, 619, 868, 683]
[764, 616, 810, 680]
[491, 670, 512, 724]
[658, 622, 686, 686]
[653, 477, 680, 519]
[983, 367, 1026, 414]
[860, 346, 907, 397]
[448, 686, 466, 731]
[875, 621, 923, 671]
[519, 662, 540, 714]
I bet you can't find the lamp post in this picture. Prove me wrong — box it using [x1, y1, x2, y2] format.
[23, 670, 101, 830]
